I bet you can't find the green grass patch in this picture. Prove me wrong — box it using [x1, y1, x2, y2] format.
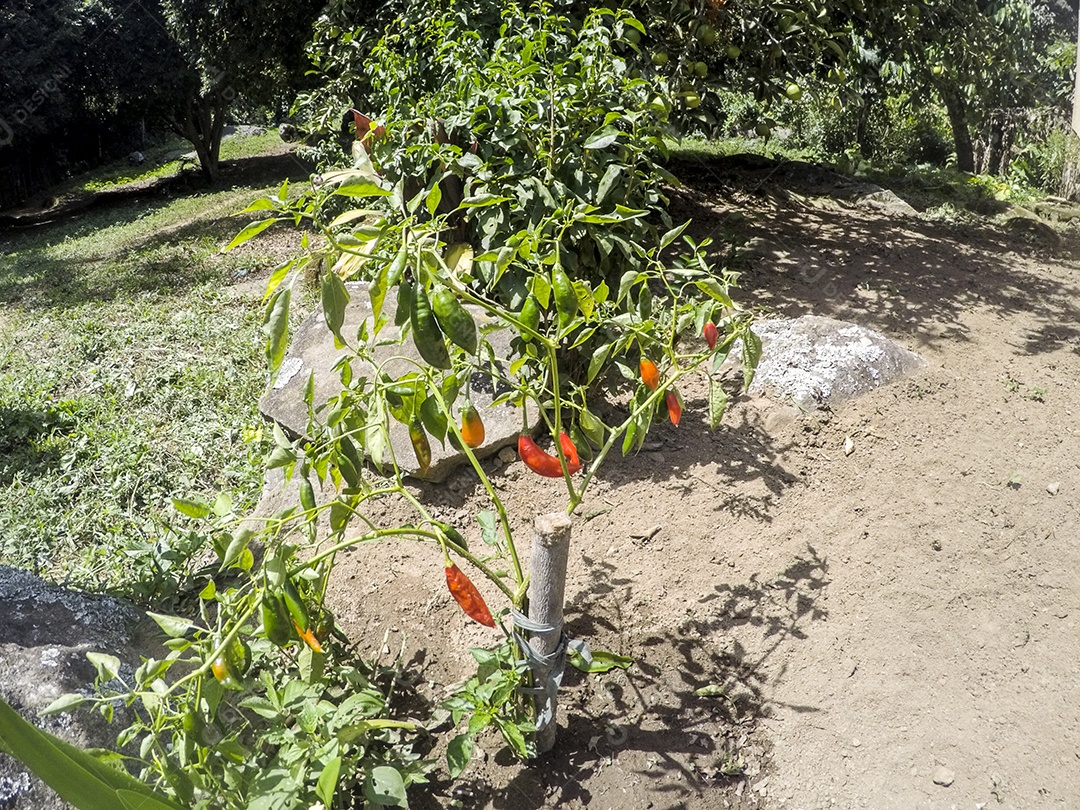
[0, 168, 306, 601]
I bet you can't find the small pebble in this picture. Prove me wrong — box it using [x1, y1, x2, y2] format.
[1047, 481, 1061, 495]
[932, 765, 955, 787]
[497, 446, 517, 464]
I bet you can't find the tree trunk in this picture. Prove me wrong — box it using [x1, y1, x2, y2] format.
[941, 84, 975, 173]
[1063, 6, 1080, 199]
[178, 92, 228, 183]
[1073, 6, 1080, 138]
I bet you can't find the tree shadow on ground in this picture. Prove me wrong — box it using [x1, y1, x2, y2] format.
[477, 547, 829, 809]
[667, 152, 1080, 359]
[0, 152, 314, 311]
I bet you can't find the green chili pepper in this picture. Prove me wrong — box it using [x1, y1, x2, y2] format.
[552, 264, 577, 326]
[519, 295, 540, 339]
[386, 244, 408, 288]
[299, 476, 316, 513]
[262, 591, 295, 647]
[431, 519, 468, 550]
[395, 278, 414, 327]
[410, 283, 452, 369]
[432, 286, 478, 354]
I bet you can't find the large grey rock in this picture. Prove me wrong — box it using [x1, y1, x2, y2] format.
[746, 316, 924, 409]
[852, 185, 920, 218]
[259, 282, 533, 483]
[0, 566, 148, 810]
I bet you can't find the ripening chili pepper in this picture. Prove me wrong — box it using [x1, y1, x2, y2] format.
[640, 357, 660, 390]
[210, 653, 243, 690]
[518, 434, 582, 477]
[461, 405, 485, 449]
[703, 321, 719, 350]
[666, 390, 682, 427]
[445, 563, 495, 627]
[409, 420, 432, 473]
[294, 620, 324, 653]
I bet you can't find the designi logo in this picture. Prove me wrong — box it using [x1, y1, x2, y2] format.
[0, 117, 13, 147]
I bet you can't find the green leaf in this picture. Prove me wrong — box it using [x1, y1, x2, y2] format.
[333, 178, 392, 198]
[364, 765, 408, 807]
[584, 125, 619, 150]
[447, 733, 474, 779]
[316, 756, 342, 807]
[495, 716, 529, 759]
[477, 511, 498, 545]
[220, 525, 255, 571]
[425, 182, 443, 217]
[0, 698, 181, 810]
[694, 279, 734, 308]
[222, 218, 276, 253]
[458, 193, 512, 209]
[86, 653, 120, 682]
[40, 693, 88, 717]
[587, 343, 612, 384]
[659, 221, 690, 252]
[171, 497, 210, 519]
[569, 649, 633, 673]
[419, 396, 447, 444]
[322, 272, 350, 348]
[617, 270, 640, 304]
[596, 163, 622, 204]
[262, 258, 295, 304]
[741, 329, 762, 389]
[264, 286, 292, 375]
[145, 612, 194, 639]
[708, 377, 729, 430]
[116, 789, 181, 810]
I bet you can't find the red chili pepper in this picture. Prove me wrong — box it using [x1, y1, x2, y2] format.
[666, 390, 682, 427]
[518, 435, 582, 477]
[558, 431, 581, 468]
[640, 358, 660, 390]
[703, 321, 718, 350]
[445, 564, 495, 627]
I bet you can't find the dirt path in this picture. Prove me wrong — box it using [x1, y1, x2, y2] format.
[325, 161, 1080, 809]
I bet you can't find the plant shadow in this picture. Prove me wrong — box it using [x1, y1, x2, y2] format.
[476, 546, 828, 809]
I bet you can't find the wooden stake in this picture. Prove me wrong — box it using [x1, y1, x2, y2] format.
[527, 511, 572, 755]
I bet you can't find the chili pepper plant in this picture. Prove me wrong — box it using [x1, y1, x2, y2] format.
[33, 4, 759, 808]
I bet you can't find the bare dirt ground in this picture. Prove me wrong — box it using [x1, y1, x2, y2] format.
[322, 158, 1080, 809]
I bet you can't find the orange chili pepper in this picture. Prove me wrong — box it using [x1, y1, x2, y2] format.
[640, 358, 660, 390]
[294, 620, 324, 653]
[445, 563, 495, 627]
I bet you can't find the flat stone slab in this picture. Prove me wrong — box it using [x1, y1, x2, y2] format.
[747, 316, 924, 409]
[259, 282, 532, 482]
[0, 566, 148, 810]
